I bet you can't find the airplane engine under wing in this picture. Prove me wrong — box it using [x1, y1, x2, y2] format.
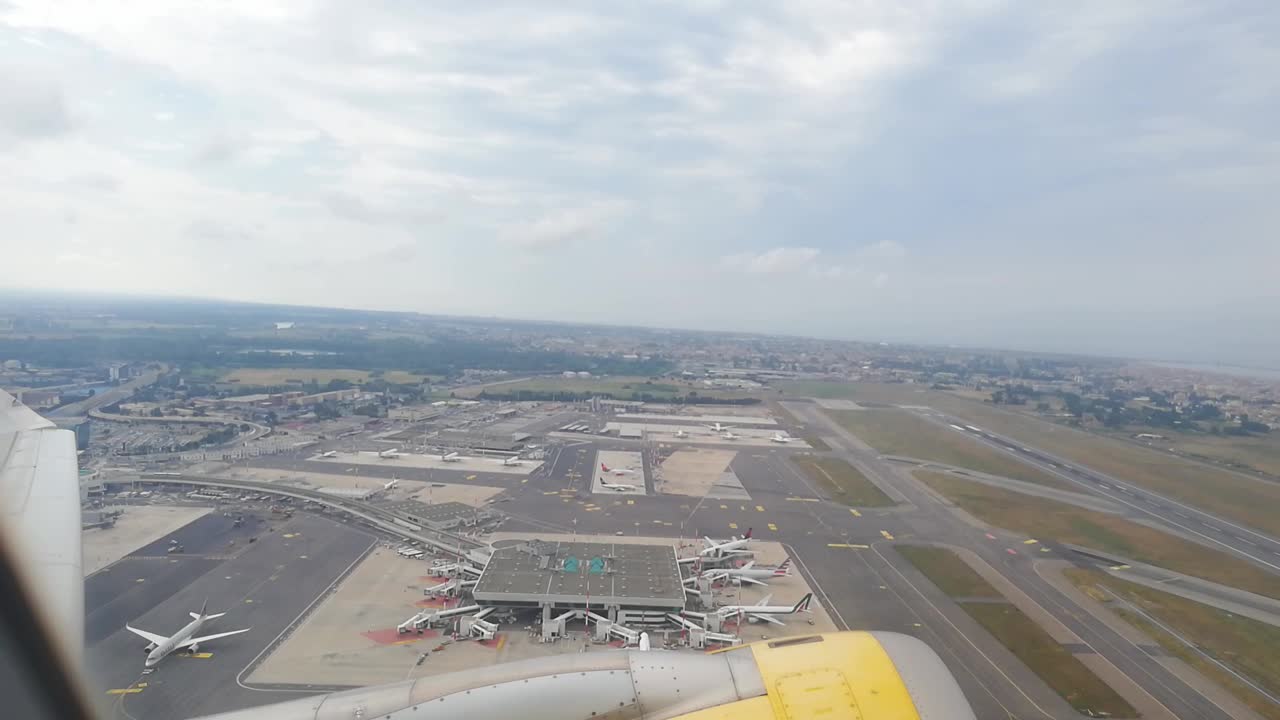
[195, 631, 975, 720]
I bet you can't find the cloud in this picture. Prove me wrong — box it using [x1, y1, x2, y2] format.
[0, 1, 1277, 362]
[505, 202, 627, 251]
[0, 67, 74, 143]
[720, 247, 821, 274]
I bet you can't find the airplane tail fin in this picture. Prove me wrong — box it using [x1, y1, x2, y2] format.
[793, 593, 813, 613]
[199, 599, 208, 618]
[774, 558, 792, 575]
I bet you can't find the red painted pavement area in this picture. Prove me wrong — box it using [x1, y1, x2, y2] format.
[415, 597, 450, 608]
[362, 627, 438, 645]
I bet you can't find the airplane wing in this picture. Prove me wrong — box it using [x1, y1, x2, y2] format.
[125, 625, 170, 646]
[177, 628, 251, 648]
[738, 576, 769, 587]
[756, 594, 774, 607]
[0, 389, 82, 662]
[739, 560, 755, 570]
[748, 612, 787, 627]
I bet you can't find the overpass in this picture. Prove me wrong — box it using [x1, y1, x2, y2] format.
[135, 473, 487, 555]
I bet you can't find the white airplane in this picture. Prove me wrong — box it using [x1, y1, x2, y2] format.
[377, 448, 401, 459]
[673, 429, 689, 439]
[601, 462, 636, 476]
[705, 422, 735, 432]
[500, 456, 523, 466]
[696, 529, 753, 558]
[769, 433, 795, 444]
[720, 431, 740, 441]
[126, 602, 251, 668]
[441, 452, 462, 462]
[698, 593, 814, 626]
[319, 450, 338, 458]
[700, 559, 792, 587]
[383, 479, 400, 491]
[599, 478, 639, 492]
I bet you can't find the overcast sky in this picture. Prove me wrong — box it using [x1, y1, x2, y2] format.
[2, 2, 1278, 364]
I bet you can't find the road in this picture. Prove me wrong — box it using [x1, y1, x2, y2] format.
[911, 409, 1280, 573]
[48, 368, 162, 418]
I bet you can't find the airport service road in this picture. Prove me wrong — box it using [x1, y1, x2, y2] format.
[793, 401, 1240, 720]
[913, 409, 1280, 573]
[88, 514, 374, 720]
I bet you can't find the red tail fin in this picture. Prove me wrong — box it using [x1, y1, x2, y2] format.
[794, 593, 813, 613]
[745, 527, 753, 539]
[601, 463, 609, 472]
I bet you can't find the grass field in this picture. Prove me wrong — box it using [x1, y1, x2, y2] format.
[964, 603, 1137, 717]
[455, 376, 763, 401]
[896, 545, 1000, 597]
[1118, 431, 1280, 478]
[1066, 567, 1280, 720]
[916, 470, 1280, 599]
[791, 456, 894, 507]
[219, 368, 436, 386]
[829, 409, 1072, 490]
[784, 381, 1280, 538]
[898, 545, 1135, 717]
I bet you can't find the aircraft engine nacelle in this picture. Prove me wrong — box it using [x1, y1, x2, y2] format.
[188, 643, 200, 653]
[143, 642, 157, 652]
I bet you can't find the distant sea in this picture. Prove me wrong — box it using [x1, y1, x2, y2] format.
[1150, 361, 1280, 381]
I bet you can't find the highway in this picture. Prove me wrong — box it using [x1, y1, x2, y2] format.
[910, 408, 1280, 573]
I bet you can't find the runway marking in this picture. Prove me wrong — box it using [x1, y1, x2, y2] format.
[756, 505, 765, 512]
[466, 475, 477, 480]
[542, 491, 559, 495]
[653, 520, 664, 524]
[786, 497, 820, 502]
[626, 499, 635, 505]
[1109, 564, 1130, 571]
[827, 543, 869, 549]
[719, 504, 728, 509]
[729, 522, 739, 529]
[849, 508, 861, 517]
[1039, 547, 1050, 553]
[106, 688, 143, 695]
[767, 523, 778, 531]
[1022, 538, 1038, 545]
[880, 530, 894, 540]
[135, 578, 145, 583]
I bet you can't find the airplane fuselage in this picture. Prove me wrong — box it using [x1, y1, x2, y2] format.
[145, 616, 204, 667]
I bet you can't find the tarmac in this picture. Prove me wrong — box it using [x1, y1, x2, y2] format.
[85, 513, 375, 720]
[83, 505, 212, 575]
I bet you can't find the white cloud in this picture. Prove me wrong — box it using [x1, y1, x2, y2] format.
[720, 247, 821, 274]
[505, 202, 628, 251]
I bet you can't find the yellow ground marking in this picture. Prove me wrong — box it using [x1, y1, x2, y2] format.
[768, 523, 778, 531]
[466, 475, 477, 480]
[729, 522, 739, 530]
[756, 505, 765, 512]
[626, 499, 635, 505]
[183, 652, 213, 659]
[543, 491, 559, 495]
[521, 478, 528, 483]
[849, 509, 862, 517]
[653, 520, 664, 524]
[494, 633, 508, 651]
[245, 599, 254, 603]
[827, 543, 869, 549]
[787, 497, 820, 502]
[880, 530, 895, 540]
[106, 688, 143, 695]
[1039, 547, 1051, 553]
[282, 533, 297, 538]
[720, 504, 728, 509]
[1022, 538, 1039, 545]
[1110, 564, 1131, 571]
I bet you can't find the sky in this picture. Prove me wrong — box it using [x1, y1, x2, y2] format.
[2, 2, 1278, 365]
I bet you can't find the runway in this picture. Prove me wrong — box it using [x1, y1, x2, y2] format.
[85, 513, 375, 720]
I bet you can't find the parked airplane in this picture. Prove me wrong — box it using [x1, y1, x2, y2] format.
[720, 431, 740, 441]
[319, 450, 338, 458]
[685, 593, 813, 627]
[601, 463, 636, 475]
[383, 479, 400, 491]
[700, 559, 791, 587]
[500, 456, 523, 466]
[705, 422, 735, 432]
[441, 452, 462, 462]
[769, 433, 795, 444]
[600, 478, 639, 492]
[126, 602, 250, 668]
[697, 529, 753, 558]
[377, 448, 402, 459]
[673, 429, 689, 438]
